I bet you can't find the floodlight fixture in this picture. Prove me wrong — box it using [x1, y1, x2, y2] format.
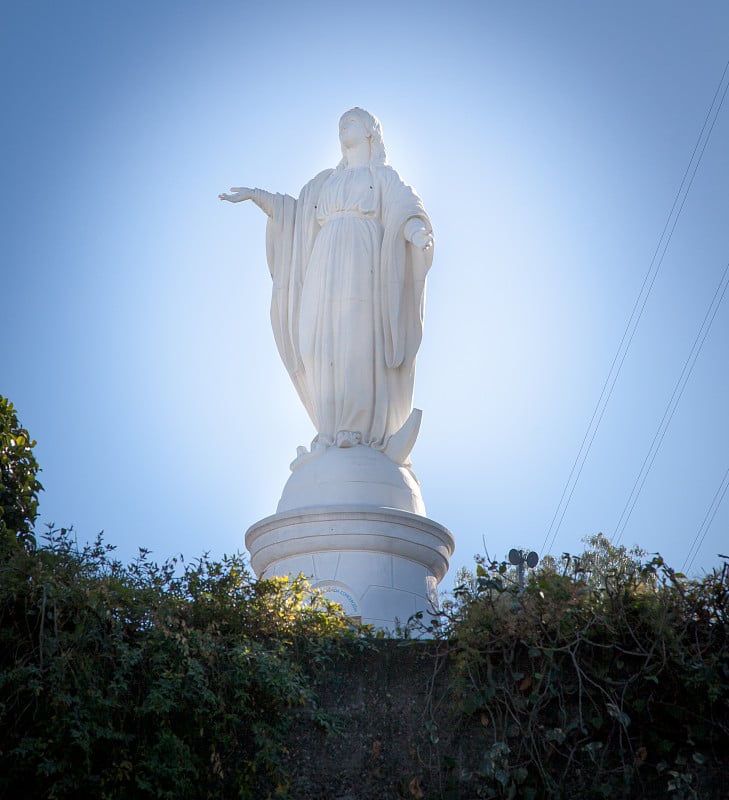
[508, 548, 540, 592]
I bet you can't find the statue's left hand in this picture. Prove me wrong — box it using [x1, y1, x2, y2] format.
[410, 229, 434, 252]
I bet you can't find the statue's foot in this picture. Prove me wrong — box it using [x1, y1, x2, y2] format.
[335, 430, 362, 449]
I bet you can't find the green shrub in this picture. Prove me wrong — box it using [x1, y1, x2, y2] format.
[0, 395, 43, 552]
[425, 537, 729, 798]
[0, 526, 360, 799]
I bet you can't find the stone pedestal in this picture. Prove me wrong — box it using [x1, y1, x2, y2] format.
[246, 506, 454, 629]
[245, 445, 454, 630]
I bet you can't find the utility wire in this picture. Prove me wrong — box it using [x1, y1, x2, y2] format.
[541, 58, 729, 557]
[682, 467, 729, 575]
[612, 262, 729, 544]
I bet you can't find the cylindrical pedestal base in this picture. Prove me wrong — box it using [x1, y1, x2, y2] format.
[245, 506, 454, 630]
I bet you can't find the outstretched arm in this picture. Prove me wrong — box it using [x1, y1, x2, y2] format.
[218, 187, 275, 216]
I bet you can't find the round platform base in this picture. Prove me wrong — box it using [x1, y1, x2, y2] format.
[245, 506, 454, 630]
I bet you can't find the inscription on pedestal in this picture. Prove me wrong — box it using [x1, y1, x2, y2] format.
[312, 581, 361, 618]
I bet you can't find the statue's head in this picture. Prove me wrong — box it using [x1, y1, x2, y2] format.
[338, 107, 387, 167]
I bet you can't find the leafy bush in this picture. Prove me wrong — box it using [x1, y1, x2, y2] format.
[0, 395, 42, 551]
[421, 535, 729, 798]
[0, 526, 361, 799]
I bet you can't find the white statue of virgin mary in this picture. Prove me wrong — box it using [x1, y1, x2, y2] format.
[220, 108, 433, 468]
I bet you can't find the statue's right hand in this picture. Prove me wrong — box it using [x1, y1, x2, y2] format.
[218, 187, 254, 203]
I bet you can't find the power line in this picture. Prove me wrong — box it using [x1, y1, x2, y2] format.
[682, 467, 729, 575]
[612, 262, 729, 545]
[541, 58, 729, 557]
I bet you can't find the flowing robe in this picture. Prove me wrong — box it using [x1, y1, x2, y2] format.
[264, 164, 432, 463]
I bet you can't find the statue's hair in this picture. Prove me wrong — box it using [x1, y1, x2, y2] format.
[337, 107, 387, 168]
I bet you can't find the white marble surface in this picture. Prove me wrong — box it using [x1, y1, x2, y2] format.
[278, 443, 425, 515]
[220, 108, 433, 467]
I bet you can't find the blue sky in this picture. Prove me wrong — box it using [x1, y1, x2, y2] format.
[2, 1, 727, 589]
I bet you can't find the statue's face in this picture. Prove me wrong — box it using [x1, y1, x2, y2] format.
[339, 112, 368, 149]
